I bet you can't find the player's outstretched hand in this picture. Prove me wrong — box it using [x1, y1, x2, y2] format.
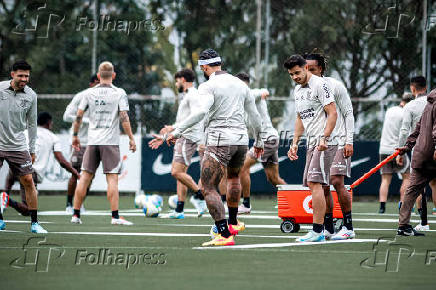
[129, 138, 137, 153]
[395, 146, 409, 155]
[72, 136, 81, 152]
[166, 134, 177, 146]
[344, 144, 353, 157]
[253, 146, 264, 159]
[288, 145, 298, 161]
[148, 134, 164, 150]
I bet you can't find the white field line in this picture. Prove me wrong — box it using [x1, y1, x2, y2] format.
[3, 220, 53, 224]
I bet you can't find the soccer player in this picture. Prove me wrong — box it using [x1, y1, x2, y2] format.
[378, 94, 412, 213]
[71, 61, 136, 225]
[398, 76, 436, 230]
[63, 74, 99, 213]
[236, 72, 286, 214]
[0, 60, 46, 233]
[150, 49, 264, 246]
[284, 54, 337, 243]
[1, 112, 80, 216]
[151, 69, 207, 218]
[396, 88, 436, 236]
[304, 52, 355, 240]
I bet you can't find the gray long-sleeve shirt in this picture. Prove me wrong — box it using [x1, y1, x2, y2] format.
[398, 94, 427, 147]
[0, 80, 37, 153]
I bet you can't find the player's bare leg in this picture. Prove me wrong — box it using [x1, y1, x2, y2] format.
[378, 174, 392, 213]
[226, 167, 244, 232]
[239, 155, 256, 212]
[308, 181, 326, 225]
[71, 171, 93, 223]
[431, 179, 436, 214]
[171, 162, 199, 192]
[329, 175, 355, 240]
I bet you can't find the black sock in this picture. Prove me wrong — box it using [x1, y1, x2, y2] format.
[67, 195, 73, 206]
[380, 202, 386, 210]
[243, 197, 250, 208]
[30, 210, 37, 223]
[221, 194, 226, 202]
[344, 211, 353, 230]
[324, 213, 334, 233]
[175, 201, 185, 213]
[73, 209, 81, 218]
[228, 207, 238, 225]
[0, 212, 3, 220]
[215, 219, 231, 238]
[313, 223, 324, 233]
[195, 190, 204, 200]
[9, 197, 18, 209]
[112, 210, 119, 219]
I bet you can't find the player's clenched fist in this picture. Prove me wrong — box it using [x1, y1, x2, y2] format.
[288, 144, 298, 161]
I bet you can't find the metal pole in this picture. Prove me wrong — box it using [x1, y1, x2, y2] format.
[255, 0, 261, 88]
[264, 0, 271, 88]
[422, 0, 427, 76]
[92, 0, 98, 74]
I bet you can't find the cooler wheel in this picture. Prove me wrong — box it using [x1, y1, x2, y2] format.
[280, 220, 300, 233]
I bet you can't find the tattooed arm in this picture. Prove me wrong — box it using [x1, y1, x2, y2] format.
[120, 110, 136, 152]
[72, 109, 84, 151]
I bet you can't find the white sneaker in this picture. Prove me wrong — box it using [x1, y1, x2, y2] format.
[324, 229, 335, 240]
[414, 223, 430, 231]
[111, 217, 133, 225]
[331, 226, 356, 240]
[238, 204, 251, 214]
[71, 215, 82, 224]
[190, 196, 207, 217]
[296, 230, 325, 242]
[65, 205, 73, 214]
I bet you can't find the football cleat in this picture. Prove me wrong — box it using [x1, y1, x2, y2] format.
[30, 222, 48, 234]
[1, 192, 9, 214]
[323, 229, 335, 240]
[237, 204, 251, 214]
[397, 224, 425, 236]
[111, 217, 133, 225]
[0, 219, 5, 230]
[228, 220, 245, 235]
[201, 234, 235, 247]
[331, 226, 356, 240]
[71, 215, 82, 224]
[296, 230, 325, 243]
[168, 211, 185, 219]
[414, 223, 430, 231]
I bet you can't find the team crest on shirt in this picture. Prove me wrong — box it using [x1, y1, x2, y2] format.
[18, 98, 30, 109]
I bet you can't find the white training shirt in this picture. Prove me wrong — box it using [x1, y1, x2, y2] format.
[379, 105, 404, 155]
[249, 89, 279, 140]
[294, 74, 335, 148]
[63, 89, 90, 145]
[78, 84, 129, 145]
[173, 87, 204, 143]
[398, 94, 427, 147]
[33, 127, 62, 181]
[173, 71, 263, 148]
[324, 77, 354, 147]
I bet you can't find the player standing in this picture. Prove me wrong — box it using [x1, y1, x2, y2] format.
[63, 74, 99, 213]
[304, 52, 355, 240]
[0, 60, 46, 233]
[70, 61, 136, 225]
[150, 49, 264, 246]
[236, 73, 286, 214]
[284, 55, 337, 243]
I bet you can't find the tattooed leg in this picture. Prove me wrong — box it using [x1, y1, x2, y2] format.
[201, 155, 225, 221]
[226, 167, 242, 208]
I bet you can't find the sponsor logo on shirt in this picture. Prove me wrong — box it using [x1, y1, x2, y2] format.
[299, 108, 315, 120]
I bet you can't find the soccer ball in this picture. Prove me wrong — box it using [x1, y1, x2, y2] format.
[150, 194, 163, 208]
[168, 194, 178, 209]
[143, 201, 160, 218]
[210, 224, 219, 239]
[134, 194, 148, 208]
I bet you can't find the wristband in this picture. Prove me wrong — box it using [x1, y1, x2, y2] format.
[73, 132, 78, 137]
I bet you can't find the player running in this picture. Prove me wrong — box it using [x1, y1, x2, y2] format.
[236, 72, 286, 214]
[0, 60, 46, 233]
[304, 52, 356, 240]
[63, 74, 99, 213]
[1, 112, 80, 216]
[70, 61, 136, 225]
[150, 49, 264, 246]
[150, 69, 207, 218]
[398, 76, 436, 231]
[285, 54, 337, 243]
